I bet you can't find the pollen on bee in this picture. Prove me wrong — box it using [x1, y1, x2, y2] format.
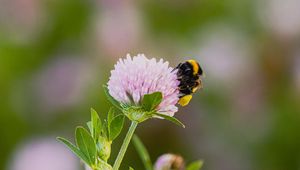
[178, 95, 193, 106]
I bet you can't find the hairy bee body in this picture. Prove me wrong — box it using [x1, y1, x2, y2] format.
[176, 60, 203, 106]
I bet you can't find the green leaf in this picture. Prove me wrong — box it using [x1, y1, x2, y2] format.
[102, 120, 108, 139]
[142, 92, 163, 111]
[129, 167, 134, 170]
[103, 85, 122, 110]
[75, 127, 97, 165]
[107, 107, 115, 127]
[152, 112, 185, 128]
[186, 160, 204, 170]
[108, 114, 125, 141]
[87, 121, 92, 134]
[56, 137, 90, 165]
[133, 135, 153, 170]
[91, 108, 102, 140]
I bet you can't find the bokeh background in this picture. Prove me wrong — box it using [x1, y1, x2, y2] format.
[1, 0, 300, 169]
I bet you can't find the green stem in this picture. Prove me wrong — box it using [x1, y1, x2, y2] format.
[113, 121, 138, 170]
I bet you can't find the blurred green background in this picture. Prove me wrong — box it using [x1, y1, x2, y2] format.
[1, 0, 300, 169]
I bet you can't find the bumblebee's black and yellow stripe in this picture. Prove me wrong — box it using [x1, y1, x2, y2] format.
[176, 60, 203, 106]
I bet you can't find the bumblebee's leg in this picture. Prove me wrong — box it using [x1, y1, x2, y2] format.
[192, 86, 199, 93]
[192, 79, 202, 92]
[178, 95, 193, 106]
[179, 87, 193, 95]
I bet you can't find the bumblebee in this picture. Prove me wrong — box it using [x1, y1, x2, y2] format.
[176, 59, 204, 106]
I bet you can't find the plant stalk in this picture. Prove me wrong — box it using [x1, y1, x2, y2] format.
[113, 121, 138, 170]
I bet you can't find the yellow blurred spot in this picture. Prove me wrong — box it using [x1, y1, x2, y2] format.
[178, 95, 193, 106]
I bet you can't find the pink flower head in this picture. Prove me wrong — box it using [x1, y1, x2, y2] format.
[107, 54, 180, 116]
[154, 154, 185, 170]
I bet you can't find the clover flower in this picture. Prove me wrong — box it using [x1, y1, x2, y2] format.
[107, 54, 180, 117]
[154, 154, 185, 170]
[58, 54, 204, 170]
